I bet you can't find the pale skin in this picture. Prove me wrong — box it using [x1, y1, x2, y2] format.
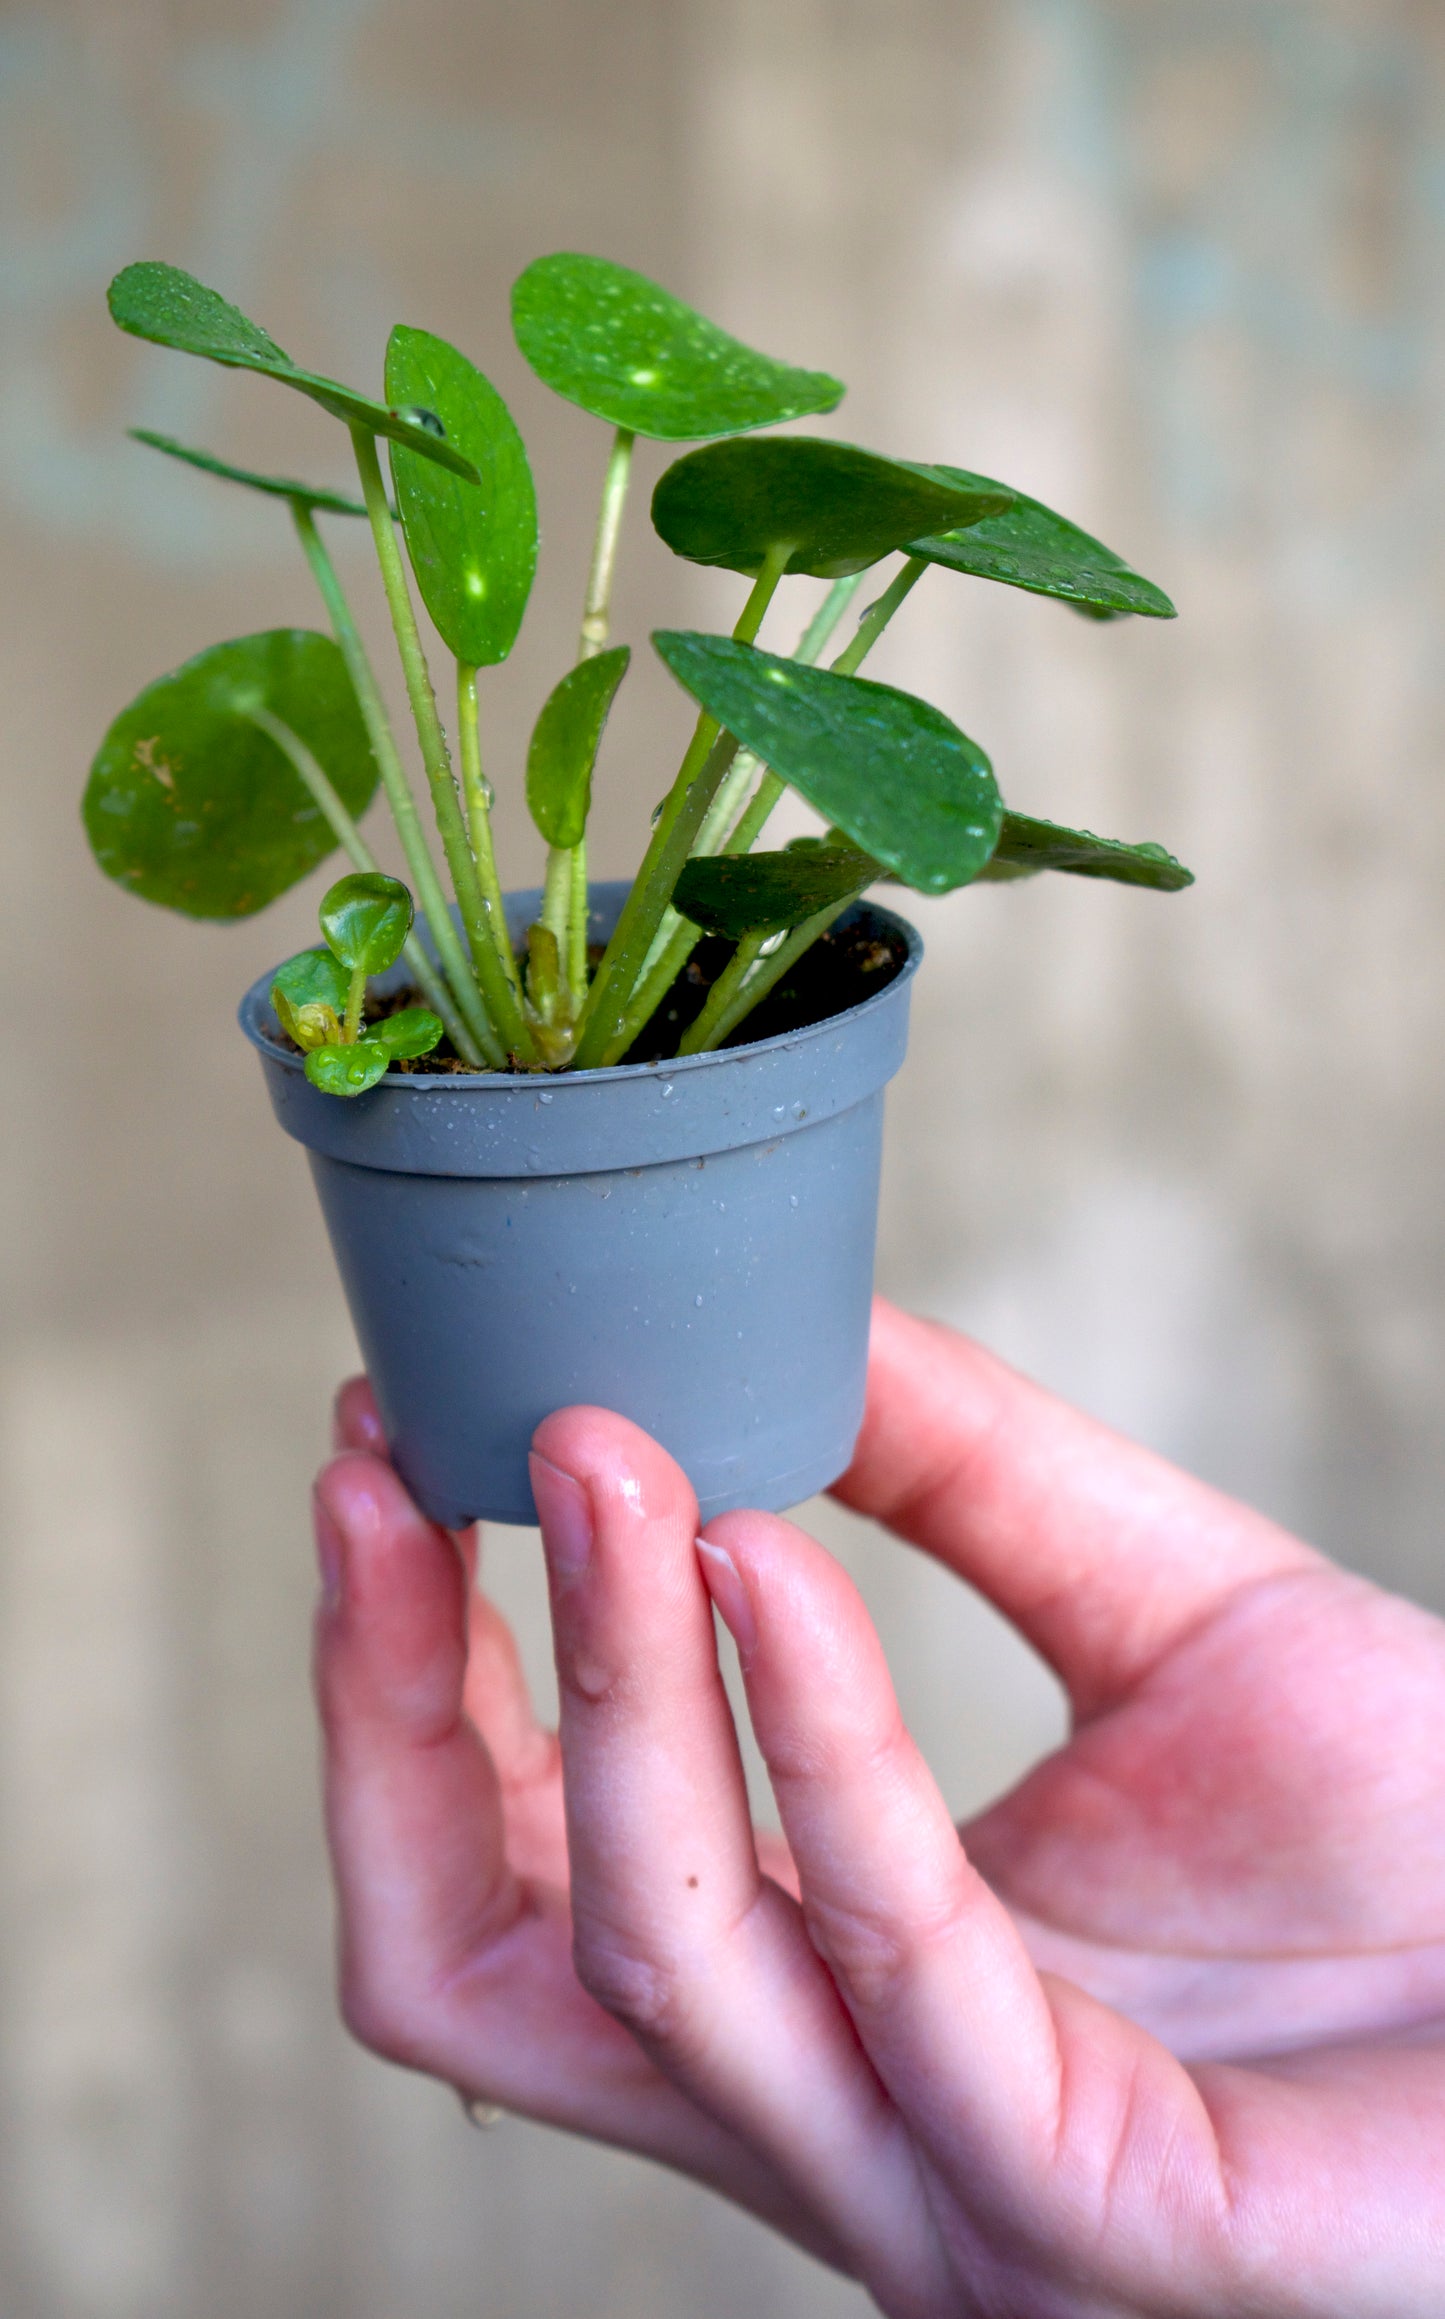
[312, 1298, 1445, 2317]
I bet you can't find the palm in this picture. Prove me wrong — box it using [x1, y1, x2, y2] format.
[316, 1303, 1445, 2315]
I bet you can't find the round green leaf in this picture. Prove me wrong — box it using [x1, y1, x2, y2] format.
[511, 252, 844, 440]
[910, 468, 1176, 619]
[674, 845, 877, 937]
[978, 810, 1193, 890]
[365, 1006, 444, 1060]
[130, 429, 371, 516]
[651, 439, 1013, 579]
[319, 872, 414, 975]
[384, 326, 537, 665]
[525, 646, 630, 848]
[107, 263, 481, 482]
[653, 632, 1002, 894]
[84, 630, 379, 920]
[272, 946, 350, 1013]
[305, 1042, 390, 1097]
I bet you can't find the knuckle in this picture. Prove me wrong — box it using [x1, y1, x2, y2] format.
[571, 1918, 690, 2050]
[338, 1959, 432, 2068]
[804, 1883, 971, 2015]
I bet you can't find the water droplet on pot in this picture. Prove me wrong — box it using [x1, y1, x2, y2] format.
[789, 1194, 799, 1208]
[694, 1294, 704, 1307]
[772, 1104, 786, 1119]
[659, 1082, 674, 1098]
[526, 1147, 543, 1170]
[538, 1091, 554, 1104]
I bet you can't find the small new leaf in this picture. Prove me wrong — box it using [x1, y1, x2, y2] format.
[653, 633, 1002, 893]
[274, 991, 342, 1051]
[271, 946, 351, 1013]
[385, 327, 537, 665]
[525, 646, 630, 849]
[107, 262, 480, 479]
[512, 253, 844, 440]
[674, 846, 878, 938]
[319, 872, 414, 975]
[364, 1006, 444, 1060]
[652, 438, 1012, 578]
[83, 630, 378, 919]
[910, 469, 1176, 619]
[978, 811, 1194, 890]
[305, 1042, 390, 1097]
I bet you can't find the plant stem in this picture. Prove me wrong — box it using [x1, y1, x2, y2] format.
[601, 572, 872, 1062]
[243, 705, 492, 1066]
[455, 662, 522, 995]
[572, 545, 792, 1069]
[829, 554, 927, 676]
[351, 426, 537, 1066]
[567, 835, 589, 1007]
[344, 963, 367, 1042]
[690, 897, 857, 1053]
[676, 932, 766, 1056]
[288, 500, 494, 1063]
[579, 427, 634, 660]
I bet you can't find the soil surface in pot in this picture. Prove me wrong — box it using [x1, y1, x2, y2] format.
[349, 913, 909, 1075]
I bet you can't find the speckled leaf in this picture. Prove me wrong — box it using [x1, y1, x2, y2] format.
[652, 438, 1012, 579]
[653, 633, 1002, 893]
[318, 872, 413, 974]
[108, 263, 480, 480]
[977, 811, 1193, 889]
[130, 429, 372, 515]
[305, 1042, 390, 1097]
[511, 252, 843, 439]
[385, 327, 537, 665]
[525, 646, 630, 848]
[83, 630, 378, 920]
[674, 845, 878, 936]
[910, 468, 1176, 619]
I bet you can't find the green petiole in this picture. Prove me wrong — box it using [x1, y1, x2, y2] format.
[571, 544, 792, 1069]
[352, 426, 538, 1066]
[241, 703, 493, 1066]
[456, 662, 523, 999]
[289, 500, 495, 1064]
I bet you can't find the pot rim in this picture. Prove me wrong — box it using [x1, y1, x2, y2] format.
[238, 887, 923, 1096]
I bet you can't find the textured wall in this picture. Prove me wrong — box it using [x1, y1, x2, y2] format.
[1, 3, 1442, 2313]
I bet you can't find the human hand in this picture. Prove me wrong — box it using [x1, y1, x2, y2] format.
[312, 1298, 1445, 2316]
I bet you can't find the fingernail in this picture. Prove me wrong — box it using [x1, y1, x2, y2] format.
[696, 1536, 758, 1667]
[313, 1493, 345, 1613]
[529, 1451, 594, 1579]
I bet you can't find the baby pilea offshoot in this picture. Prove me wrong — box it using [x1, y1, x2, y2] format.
[86, 253, 1191, 1093]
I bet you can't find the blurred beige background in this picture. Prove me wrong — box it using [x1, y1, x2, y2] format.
[2, 0, 1443, 2312]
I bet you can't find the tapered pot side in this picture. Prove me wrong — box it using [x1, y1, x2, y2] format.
[240, 882, 921, 1526]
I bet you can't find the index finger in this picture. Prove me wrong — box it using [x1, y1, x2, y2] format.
[834, 1299, 1318, 1714]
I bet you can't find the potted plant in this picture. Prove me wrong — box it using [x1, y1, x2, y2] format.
[85, 254, 1190, 1526]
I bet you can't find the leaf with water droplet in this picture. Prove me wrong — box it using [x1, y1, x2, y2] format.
[271, 946, 350, 1014]
[525, 646, 630, 848]
[511, 253, 844, 439]
[305, 1041, 390, 1097]
[674, 845, 878, 936]
[653, 632, 1002, 893]
[107, 263, 480, 479]
[652, 438, 1012, 579]
[909, 467, 1176, 619]
[976, 811, 1193, 890]
[319, 872, 414, 975]
[363, 1005, 444, 1059]
[83, 630, 378, 919]
[385, 327, 537, 664]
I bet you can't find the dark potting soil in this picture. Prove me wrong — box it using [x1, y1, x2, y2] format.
[355, 912, 907, 1076]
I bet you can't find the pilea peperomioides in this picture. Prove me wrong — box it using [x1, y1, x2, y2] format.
[86, 251, 1190, 1093]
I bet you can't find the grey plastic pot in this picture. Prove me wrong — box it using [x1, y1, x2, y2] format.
[240, 882, 921, 1528]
